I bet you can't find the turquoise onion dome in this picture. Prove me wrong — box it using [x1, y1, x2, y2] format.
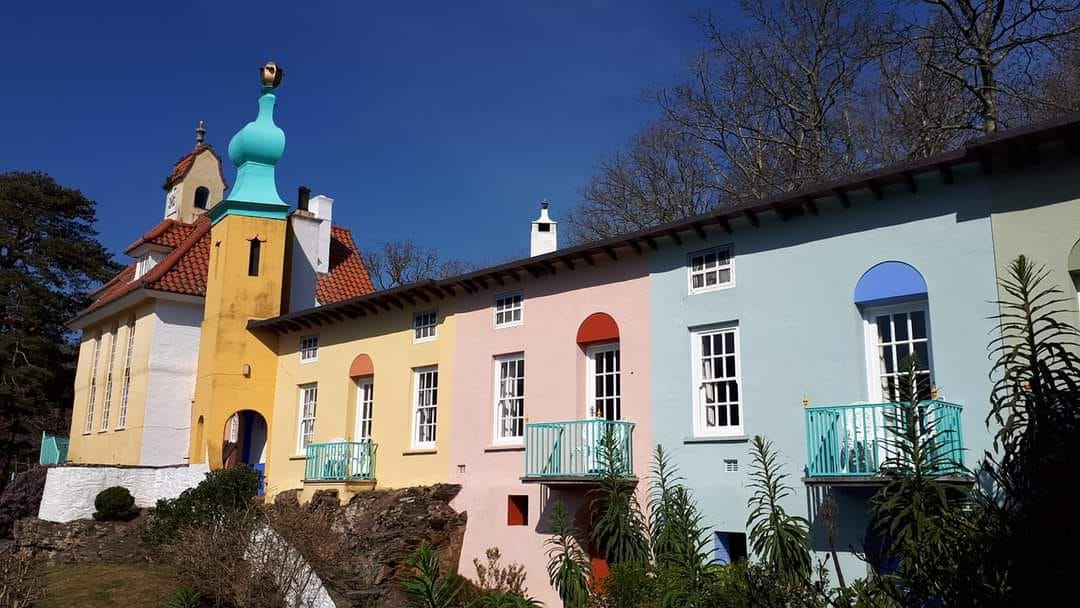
[224, 61, 286, 206]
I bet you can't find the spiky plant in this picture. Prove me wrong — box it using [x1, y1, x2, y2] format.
[589, 425, 650, 565]
[647, 444, 681, 565]
[545, 501, 592, 608]
[401, 542, 465, 608]
[746, 435, 811, 584]
[469, 591, 543, 608]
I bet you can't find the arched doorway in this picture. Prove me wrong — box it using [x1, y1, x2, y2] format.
[223, 410, 268, 495]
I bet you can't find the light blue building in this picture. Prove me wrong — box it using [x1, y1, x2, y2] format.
[637, 118, 1080, 578]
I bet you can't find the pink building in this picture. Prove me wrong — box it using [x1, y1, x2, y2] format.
[449, 233, 652, 603]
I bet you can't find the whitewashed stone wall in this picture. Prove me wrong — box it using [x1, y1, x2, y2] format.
[38, 463, 210, 522]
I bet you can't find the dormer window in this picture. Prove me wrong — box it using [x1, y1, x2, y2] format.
[132, 249, 167, 280]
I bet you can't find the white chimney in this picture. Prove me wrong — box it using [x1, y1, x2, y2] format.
[530, 200, 557, 256]
[287, 190, 334, 311]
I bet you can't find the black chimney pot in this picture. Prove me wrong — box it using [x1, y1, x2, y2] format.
[297, 186, 311, 211]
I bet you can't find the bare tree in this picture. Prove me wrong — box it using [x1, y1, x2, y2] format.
[361, 239, 475, 290]
[660, 0, 886, 201]
[897, 0, 1080, 134]
[566, 121, 721, 243]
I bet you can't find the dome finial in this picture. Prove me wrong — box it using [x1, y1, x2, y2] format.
[261, 61, 283, 90]
[195, 120, 206, 146]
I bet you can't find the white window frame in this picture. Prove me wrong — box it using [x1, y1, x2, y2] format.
[691, 325, 743, 437]
[299, 334, 319, 363]
[492, 353, 526, 444]
[862, 301, 933, 403]
[84, 331, 102, 435]
[100, 324, 119, 432]
[117, 316, 136, 429]
[413, 310, 438, 343]
[356, 379, 374, 441]
[687, 245, 735, 295]
[296, 383, 318, 454]
[586, 343, 622, 421]
[493, 292, 524, 328]
[411, 366, 439, 449]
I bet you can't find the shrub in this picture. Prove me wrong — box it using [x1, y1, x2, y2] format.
[93, 486, 137, 521]
[0, 548, 44, 608]
[0, 465, 48, 538]
[165, 587, 205, 608]
[472, 547, 528, 596]
[145, 465, 259, 544]
[400, 542, 465, 608]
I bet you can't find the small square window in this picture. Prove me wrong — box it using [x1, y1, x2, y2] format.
[507, 495, 529, 526]
[688, 246, 734, 294]
[299, 335, 319, 362]
[494, 293, 523, 328]
[413, 310, 438, 342]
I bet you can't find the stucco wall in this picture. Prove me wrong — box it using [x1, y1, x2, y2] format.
[989, 151, 1080, 321]
[141, 299, 201, 465]
[266, 305, 456, 498]
[38, 463, 210, 522]
[649, 169, 1000, 578]
[67, 301, 157, 465]
[449, 255, 651, 605]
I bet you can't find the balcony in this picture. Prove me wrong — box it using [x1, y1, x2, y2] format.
[804, 400, 966, 484]
[39, 432, 68, 465]
[523, 419, 636, 484]
[304, 441, 377, 482]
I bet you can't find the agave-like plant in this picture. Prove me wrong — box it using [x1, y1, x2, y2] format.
[588, 425, 650, 565]
[401, 542, 465, 608]
[545, 500, 592, 608]
[746, 435, 812, 584]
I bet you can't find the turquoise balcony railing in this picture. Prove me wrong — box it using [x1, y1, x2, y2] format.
[304, 441, 377, 482]
[524, 419, 635, 479]
[804, 400, 964, 478]
[39, 432, 69, 465]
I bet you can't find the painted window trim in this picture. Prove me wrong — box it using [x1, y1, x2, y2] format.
[493, 291, 525, 329]
[585, 342, 622, 420]
[299, 334, 319, 363]
[411, 366, 439, 449]
[117, 316, 136, 430]
[413, 310, 439, 344]
[84, 330, 102, 435]
[99, 324, 119, 432]
[355, 378, 374, 441]
[296, 383, 318, 455]
[690, 324, 744, 438]
[492, 353, 526, 444]
[687, 244, 735, 295]
[861, 300, 934, 403]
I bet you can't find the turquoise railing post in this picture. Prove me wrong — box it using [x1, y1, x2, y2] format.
[304, 441, 377, 482]
[803, 401, 965, 478]
[524, 419, 635, 479]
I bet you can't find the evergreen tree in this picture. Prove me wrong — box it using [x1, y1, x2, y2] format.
[0, 171, 116, 489]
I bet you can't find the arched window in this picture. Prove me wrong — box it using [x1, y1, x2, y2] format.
[349, 354, 375, 442]
[577, 313, 621, 421]
[855, 262, 933, 402]
[194, 186, 210, 210]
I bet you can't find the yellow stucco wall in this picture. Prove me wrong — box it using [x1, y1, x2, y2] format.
[189, 215, 284, 472]
[67, 301, 156, 465]
[265, 306, 456, 499]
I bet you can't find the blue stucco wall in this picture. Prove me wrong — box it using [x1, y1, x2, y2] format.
[648, 168, 1000, 577]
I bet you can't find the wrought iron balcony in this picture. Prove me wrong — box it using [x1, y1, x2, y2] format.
[804, 400, 965, 481]
[304, 440, 377, 482]
[523, 419, 635, 483]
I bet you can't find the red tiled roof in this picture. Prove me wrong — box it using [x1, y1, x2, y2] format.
[74, 217, 375, 323]
[317, 226, 375, 304]
[162, 144, 229, 191]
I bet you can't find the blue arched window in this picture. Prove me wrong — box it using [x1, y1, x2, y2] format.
[855, 262, 933, 402]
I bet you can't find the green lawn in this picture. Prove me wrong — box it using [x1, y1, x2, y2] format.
[39, 562, 178, 608]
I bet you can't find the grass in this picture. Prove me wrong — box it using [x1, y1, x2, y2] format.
[38, 562, 178, 608]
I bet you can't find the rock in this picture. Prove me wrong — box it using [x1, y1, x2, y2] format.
[12, 511, 155, 565]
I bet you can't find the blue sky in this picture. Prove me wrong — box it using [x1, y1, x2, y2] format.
[1, 1, 719, 264]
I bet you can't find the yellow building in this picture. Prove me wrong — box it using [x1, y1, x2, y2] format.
[256, 294, 456, 500]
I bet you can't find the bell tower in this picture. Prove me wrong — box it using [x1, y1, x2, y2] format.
[190, 62, 289, 475]
[162, 121, 227, 223]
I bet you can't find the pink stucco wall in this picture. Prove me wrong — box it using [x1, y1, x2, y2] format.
[449, 255, 651, 604]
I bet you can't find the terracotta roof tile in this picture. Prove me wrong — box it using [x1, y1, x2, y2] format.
[316, 226, 375, 304]
[75, 217, 374, 322]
